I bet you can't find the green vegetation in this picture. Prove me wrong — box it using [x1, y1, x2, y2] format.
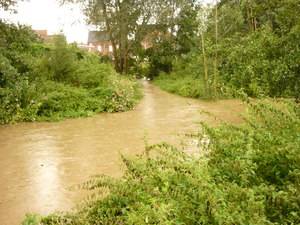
[2, 1, 299, 224]
[153, 0, 300, 100]
[63, 0, 199, 75]
[153, 52, 231, 99]
[154, 73, 206, 98]
[0, 0, 20, 11]
[0, 21, 142, 124]
[23, 99, 300, 225]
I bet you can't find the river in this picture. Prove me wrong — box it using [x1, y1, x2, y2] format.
[0, 82, 244, 225]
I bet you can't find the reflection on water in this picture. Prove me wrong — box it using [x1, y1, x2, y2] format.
[0, 82, 244, 225]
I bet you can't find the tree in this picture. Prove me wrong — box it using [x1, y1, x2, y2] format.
[64, 0, 199, 75]
[0, 0, 21, 11]
[197, 6, 209, 96]
[143, 0, 199, 77]
[176, 1, 199, 54]
[213, 0, 218, 98]
[209, 0, 300, 98]
[63, 0, 158, 74]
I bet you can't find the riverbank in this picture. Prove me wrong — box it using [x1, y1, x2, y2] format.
[0, 22, 142, 124]
[24, 98, 300, 225]
[153, 72, 234, 100]
[0, 83, 244, 225]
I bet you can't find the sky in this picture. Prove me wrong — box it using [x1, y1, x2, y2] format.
[0, 0, 214, 44]
[0, 0, 89, 43]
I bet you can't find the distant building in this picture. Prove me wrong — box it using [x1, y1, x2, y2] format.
[33, 30, 66, 43]
[34, 30, 48, 40]
[77, 43, 91, 51]
[87, 29, 154, 55]
[87, 31, 113, 55]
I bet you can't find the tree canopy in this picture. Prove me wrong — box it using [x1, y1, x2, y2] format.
[0, 0, 21, 11]
[62, 0, 199, 74]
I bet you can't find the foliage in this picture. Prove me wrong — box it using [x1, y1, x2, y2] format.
[206, 0, 300, 98]
[175, 2, 199, 55]
[0, 0, 21, 11]
[37, 36, 78, 82]
[142, 0, 199, 78]
[22, 214, 41, 225]
[145, 40, 174, 78]
[24, 100, 300, 225]
[206, 99, 300, 224]
[63, 0, 160, 74]
[218, 26, 300, 98]
[0, 20, 40, 76]
[0, 21, 142, 124]
[154, 51, 232, 99]
[154, 72, 205, 98]
[64, 0, 199, 75]
[151, 1, 300, 100]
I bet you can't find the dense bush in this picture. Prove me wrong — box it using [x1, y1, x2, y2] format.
[0, 21, 142, 124]
[154, 25, 299, 100]
[36, 36, 78, 82]
[152, 1, 300, 100]
[24, 100, 300, 225]
[154, 52, 231, 99]
[219, 26, 300, 98]
[154, 72, 206, 98]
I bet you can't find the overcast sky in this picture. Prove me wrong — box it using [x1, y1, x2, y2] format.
[0, 0, 214, 44]
[0, 0, 89, 43]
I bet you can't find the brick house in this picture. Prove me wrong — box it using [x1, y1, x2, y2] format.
[87, 31, 113, 55]
[87, 29, 155, 55]
[34, 30, 48, 40]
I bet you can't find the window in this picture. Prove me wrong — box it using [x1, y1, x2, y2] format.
[109, 45, 113, 52]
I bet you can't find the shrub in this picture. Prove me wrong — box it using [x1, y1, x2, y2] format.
[25, 100, 300, 225]
[0, 21, 142, 124]
[35, 78, 141, 121]
[36, 36, 78, 82]
[153, 52, 230, 99]
[101, 77, 142, 112]
[70, 55, 115, 88]
[154, 72, 206, 98]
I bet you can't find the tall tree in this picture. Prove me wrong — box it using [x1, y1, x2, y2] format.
[176, 1, 199, 54]
[213, 0, 218, 97]
[63, 0, 158, 74]
[197, 6, 209, 96]
[64, 0, 198, 74]
[144, 0, 199, 77]
[0, 0, 21, 11]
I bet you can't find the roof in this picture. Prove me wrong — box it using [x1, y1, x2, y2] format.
[88, 31, 110, 43]
[34, 30, 48, 39]
[34, 30, 48, 35]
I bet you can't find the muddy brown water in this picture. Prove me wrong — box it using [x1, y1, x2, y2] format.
[0, 82, 244, 225]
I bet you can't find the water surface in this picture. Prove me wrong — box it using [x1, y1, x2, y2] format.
[0, 82, 244, 225]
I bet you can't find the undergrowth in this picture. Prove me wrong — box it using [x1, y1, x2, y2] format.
[0, 21, 142, 124]
[23, 99, 300, 225]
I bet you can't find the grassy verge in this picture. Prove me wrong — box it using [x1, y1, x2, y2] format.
[153, 72, 233, 100]
[153, 72, 206, 98]
[23, 99, 300, 225]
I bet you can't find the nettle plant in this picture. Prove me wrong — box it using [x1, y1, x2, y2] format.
[25, 99, 299, 225]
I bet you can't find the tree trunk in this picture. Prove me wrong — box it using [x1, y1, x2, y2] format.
[213, 0, 218, 98]
[201, 32, 209, 96]
[103, 0, 121, 73]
